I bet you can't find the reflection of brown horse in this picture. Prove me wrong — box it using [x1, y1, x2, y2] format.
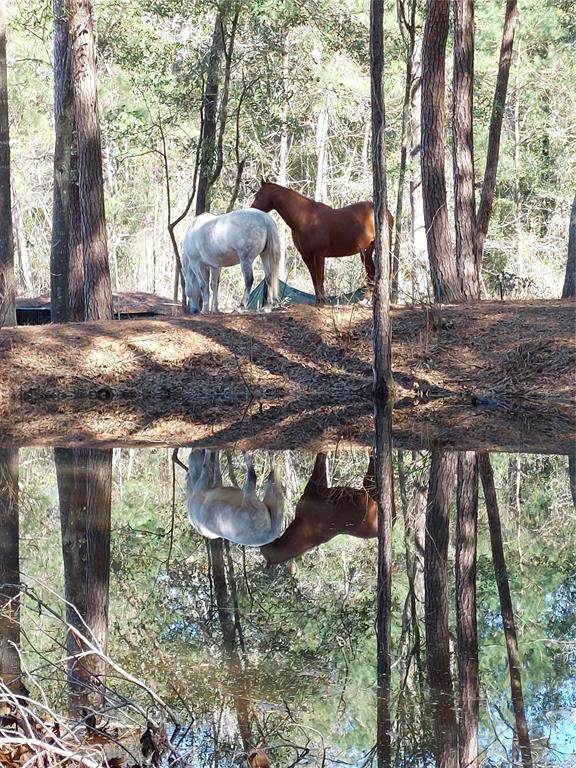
[251, 180, 394, 305]
[261, 453, 396, 565]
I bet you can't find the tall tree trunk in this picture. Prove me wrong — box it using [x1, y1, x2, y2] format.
[452, 0, 479, 300]
[0, 0, 16, 327]
[371, 0, 392, 402]
[195, 6, 228, 215]
[456, 451, 479, 768]
[371, 5, 393, 765]
[0, 449, 20, 694]
[421, 0, 462, 303]
[409, 36, 428, 302]
[476, 0, 518, 260]
[56, 448, 112, 717]
[51, 0, 73, 323]
[425, 449, 458, 768]
[478, 453, 533, 768]
[562, 193, 576, 298]
[69, 0, 112, 321]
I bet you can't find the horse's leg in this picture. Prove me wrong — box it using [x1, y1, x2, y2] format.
[361, 243, 375, 300]
[209, 267, 221, 313]
[243, 453, 257, 494]
[303, 452, 329, 495]
[260, 252, 274, 311]
[239, 258, 255, 310]
[212, 450, 223, 486]
[197, 264, 210, 314]
[187, 449, 206, 490]
[303, 252, 326, 306]
[362, 453, 376, 498]
[263, 459, 284, 521]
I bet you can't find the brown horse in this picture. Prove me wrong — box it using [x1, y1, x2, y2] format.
[260, 452, 396, 565]
[251, 179, 394, 305]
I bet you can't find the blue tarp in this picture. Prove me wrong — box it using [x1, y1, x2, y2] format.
[247, 279, 366, 309]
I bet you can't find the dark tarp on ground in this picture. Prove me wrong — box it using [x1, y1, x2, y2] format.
[247, 279, 366, 309]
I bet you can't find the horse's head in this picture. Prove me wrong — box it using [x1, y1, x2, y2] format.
[251, 177, 274, 212]
[185, 270, 202, 314]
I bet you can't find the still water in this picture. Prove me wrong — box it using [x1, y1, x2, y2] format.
[1, 446, 575, 766]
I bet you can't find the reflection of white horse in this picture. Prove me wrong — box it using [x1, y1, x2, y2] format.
[181, 209, 280, 313]
[186, 450, 284, 546]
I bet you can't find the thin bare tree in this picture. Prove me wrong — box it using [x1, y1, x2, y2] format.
[476, 0, 519, 260]
[0, 0, 15, 327]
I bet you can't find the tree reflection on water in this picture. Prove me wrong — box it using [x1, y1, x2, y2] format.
[0, 445, 574, 766]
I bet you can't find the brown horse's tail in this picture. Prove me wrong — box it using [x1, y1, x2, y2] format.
[262, 217, 281, 302]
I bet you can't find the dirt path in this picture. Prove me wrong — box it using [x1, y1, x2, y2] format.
[1, 300, 574, 452]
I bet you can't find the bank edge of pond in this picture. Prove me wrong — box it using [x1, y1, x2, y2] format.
[0, 300, 574, 453]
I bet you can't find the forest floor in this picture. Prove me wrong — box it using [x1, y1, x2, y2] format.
[0, 298, 574, 453]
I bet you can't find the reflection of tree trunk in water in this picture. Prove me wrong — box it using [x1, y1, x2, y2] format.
[374, 405, 394, 768]
[0, 449, 21, 693]
[478, 453, 533, 768]
[424, 449, 458, 768]
[56, 448, 112, 717]
[396, 449, 426, 748]
[568, 453, 576, 511]
[456, 452, 479, 768]
[208, 538, 252, 751]
[507, 455, 521, 518]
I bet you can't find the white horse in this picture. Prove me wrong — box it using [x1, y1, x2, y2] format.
[181, 209, 280, 313]
[186, 450, 284, 546]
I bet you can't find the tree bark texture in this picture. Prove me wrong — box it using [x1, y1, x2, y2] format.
[452, 0, 479, 300]
[209, 538, 253, 751]
[56, 447, 112, 716]
[0, 1, 16, 328]
[476, 0, 518, 260]
[195, 6, 228, 215]
[51, 0, 72, 323]
[375, 405, 394, 768]
[0, 448, 20, 693]
[69, 0, 112, 321]
[456, 451, 479, 768]
[424, 448, 458, 768]
[370, 0, 392, 403]
[370, 7, 393, 764]
[478, 453, 533, 768]
[561, 193, 576, 298]
[421, 0, 462, 303]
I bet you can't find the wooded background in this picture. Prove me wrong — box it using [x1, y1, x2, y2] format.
[4, 0, 575, 309]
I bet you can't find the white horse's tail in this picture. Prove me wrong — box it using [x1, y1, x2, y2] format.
[262, 218, 281, 303]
